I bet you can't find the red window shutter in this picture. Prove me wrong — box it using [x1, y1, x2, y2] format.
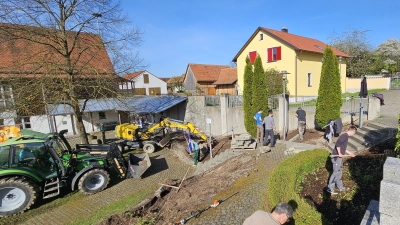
[276, 46, 281, 60]
[249, 51, 257, 64]
[267, 48, 272, 62]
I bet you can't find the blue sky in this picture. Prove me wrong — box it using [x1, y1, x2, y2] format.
[121, 0, 400, 78]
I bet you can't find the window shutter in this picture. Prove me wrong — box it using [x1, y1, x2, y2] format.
[249, 51, 257, 64]
[267, 48, 272, 62]
[276, 46, 281, 60]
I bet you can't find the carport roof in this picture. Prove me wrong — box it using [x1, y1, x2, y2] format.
[46, 95, 187, 116]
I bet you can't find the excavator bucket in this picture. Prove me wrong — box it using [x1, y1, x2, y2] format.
[158, 132, 171, 148]
[127, 153, 152, 178]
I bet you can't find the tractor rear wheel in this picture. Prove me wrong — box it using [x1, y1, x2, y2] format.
[78, 169, 110, 195]
[0, 177, 39, 217]
[143, 143, 155, 153]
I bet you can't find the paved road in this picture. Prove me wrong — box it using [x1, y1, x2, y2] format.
[21, 148, 195, 225]
[189, 143, 292, 225]
[372, 90, 399, 128]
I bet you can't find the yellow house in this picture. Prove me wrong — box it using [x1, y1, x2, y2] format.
[232, 27, 350, 97]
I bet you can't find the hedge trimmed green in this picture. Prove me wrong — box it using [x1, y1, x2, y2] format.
[315, 46, 342, 128]
[243, 56, 255, 136]
[395, 114, 400, 157]
[268, 149, 331, 225]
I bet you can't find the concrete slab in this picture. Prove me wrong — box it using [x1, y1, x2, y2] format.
[379, 180, 400, 218]
[383, 157, 400, 185]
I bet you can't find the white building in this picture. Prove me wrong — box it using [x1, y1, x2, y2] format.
[122, 70, 168, 95]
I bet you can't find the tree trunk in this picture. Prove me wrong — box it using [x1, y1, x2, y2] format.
[72, 102, 89, 144]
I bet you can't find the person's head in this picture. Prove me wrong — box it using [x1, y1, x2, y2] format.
[298, 107, 302, 110]
[258, 108, 263, 113]
[268, 110, 273, 116]
[272, 202, 293, 224]
[347, 125, 357, 136]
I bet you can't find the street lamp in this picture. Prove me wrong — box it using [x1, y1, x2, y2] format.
[92, 13, 102, 34]
[279, 70, 290, 140]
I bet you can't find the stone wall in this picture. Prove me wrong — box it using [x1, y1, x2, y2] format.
[185, 95, 381, 137]
[379, 157, 400, 224]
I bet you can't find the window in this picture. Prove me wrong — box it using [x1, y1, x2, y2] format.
[249, 51, 257, 65]
[134, 88, 146, 95]
[267, 46, 281, 62]
[259, 33, 263, 41]
[16, 117, 31, 129]
[143, 74, 149, 84]
[99, 111, 106, 119]
[308, 73, 312, 87]
[0, 146, 10, 169]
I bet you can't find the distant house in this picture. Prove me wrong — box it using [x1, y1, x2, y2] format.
[213, 68, 238, 95]
[183, 64, 230, 95]
[232, 27, 350, 97]
[123, 70, 168, 95]
[167, 74, 185, 93]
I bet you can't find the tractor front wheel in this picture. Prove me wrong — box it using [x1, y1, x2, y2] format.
[143, 143, 155, 153]
[0, 177, 39, 217]
[78, 169, 110, 195]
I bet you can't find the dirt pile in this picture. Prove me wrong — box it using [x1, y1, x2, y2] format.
[99, 152, 256, 225]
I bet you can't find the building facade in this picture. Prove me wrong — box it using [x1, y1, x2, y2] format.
[233, 27, 350, 97]
[123, 70, 168, 95]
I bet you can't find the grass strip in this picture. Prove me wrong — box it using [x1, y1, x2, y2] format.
[267, 149, 331, 225]
[68, 185, 156, 225]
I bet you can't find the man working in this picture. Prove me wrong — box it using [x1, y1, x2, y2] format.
[189, 139, 200, 167]
[295, 107, 306, 141]
[263, 110, 276, 147]
[243, 202, 293, 225]
[254, 108, 263, 143]
[327, 125, 357, 194]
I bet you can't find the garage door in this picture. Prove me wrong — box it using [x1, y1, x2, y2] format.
[149, 87, 161, 95]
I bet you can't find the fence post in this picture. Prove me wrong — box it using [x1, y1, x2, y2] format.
[220, 94, 228, 135]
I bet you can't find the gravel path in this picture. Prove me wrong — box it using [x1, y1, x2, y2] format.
[372, 90, 399, 128]
[188, 143, 292, 225]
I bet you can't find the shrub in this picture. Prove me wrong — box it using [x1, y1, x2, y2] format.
[268, 149, 331, 225]
[243, 56, 255, 136]
[315, 46, 342, 128]
[251, 55, 268, 136]
[265, 68, 289, 96]
[395, 114, 400, 157]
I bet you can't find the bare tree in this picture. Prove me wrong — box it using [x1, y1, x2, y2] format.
[329, 28, 374, 77]
[0, 0, 144, 144]
[167, 75, 184, 93]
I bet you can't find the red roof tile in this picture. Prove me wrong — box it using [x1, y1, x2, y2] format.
[233, 27, 350, 62]
[123, 71, 145, 80]
[213, 68, 237, 85]
[0, 23, 116, 77]
[188, 64, 230, 82]
[159, 78, 170, 83]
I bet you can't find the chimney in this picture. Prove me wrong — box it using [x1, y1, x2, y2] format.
[281, 27, 288, 33]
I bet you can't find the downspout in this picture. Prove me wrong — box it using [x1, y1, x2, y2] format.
[295, 50, 303, 101]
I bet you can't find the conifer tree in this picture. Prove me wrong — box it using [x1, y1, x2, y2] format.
[243, 56, 255, 136]
[251, 54, 268, 135]
[315, 46, 343, 128]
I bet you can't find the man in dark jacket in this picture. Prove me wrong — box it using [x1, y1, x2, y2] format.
[295, 107, 306, 140]
[327, 126, 357, 194]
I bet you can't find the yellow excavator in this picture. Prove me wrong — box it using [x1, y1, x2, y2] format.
[115, 117, 210, 153]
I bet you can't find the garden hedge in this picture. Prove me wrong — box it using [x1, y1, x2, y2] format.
[268, 149, 331, 225]
[395, 113, 400, 157]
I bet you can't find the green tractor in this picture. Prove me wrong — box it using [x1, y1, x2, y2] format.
[0, 129, 151, 216]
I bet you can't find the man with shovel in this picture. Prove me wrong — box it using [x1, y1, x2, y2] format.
[295, 107, 306, 141]
[326, 125, 357, 195]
